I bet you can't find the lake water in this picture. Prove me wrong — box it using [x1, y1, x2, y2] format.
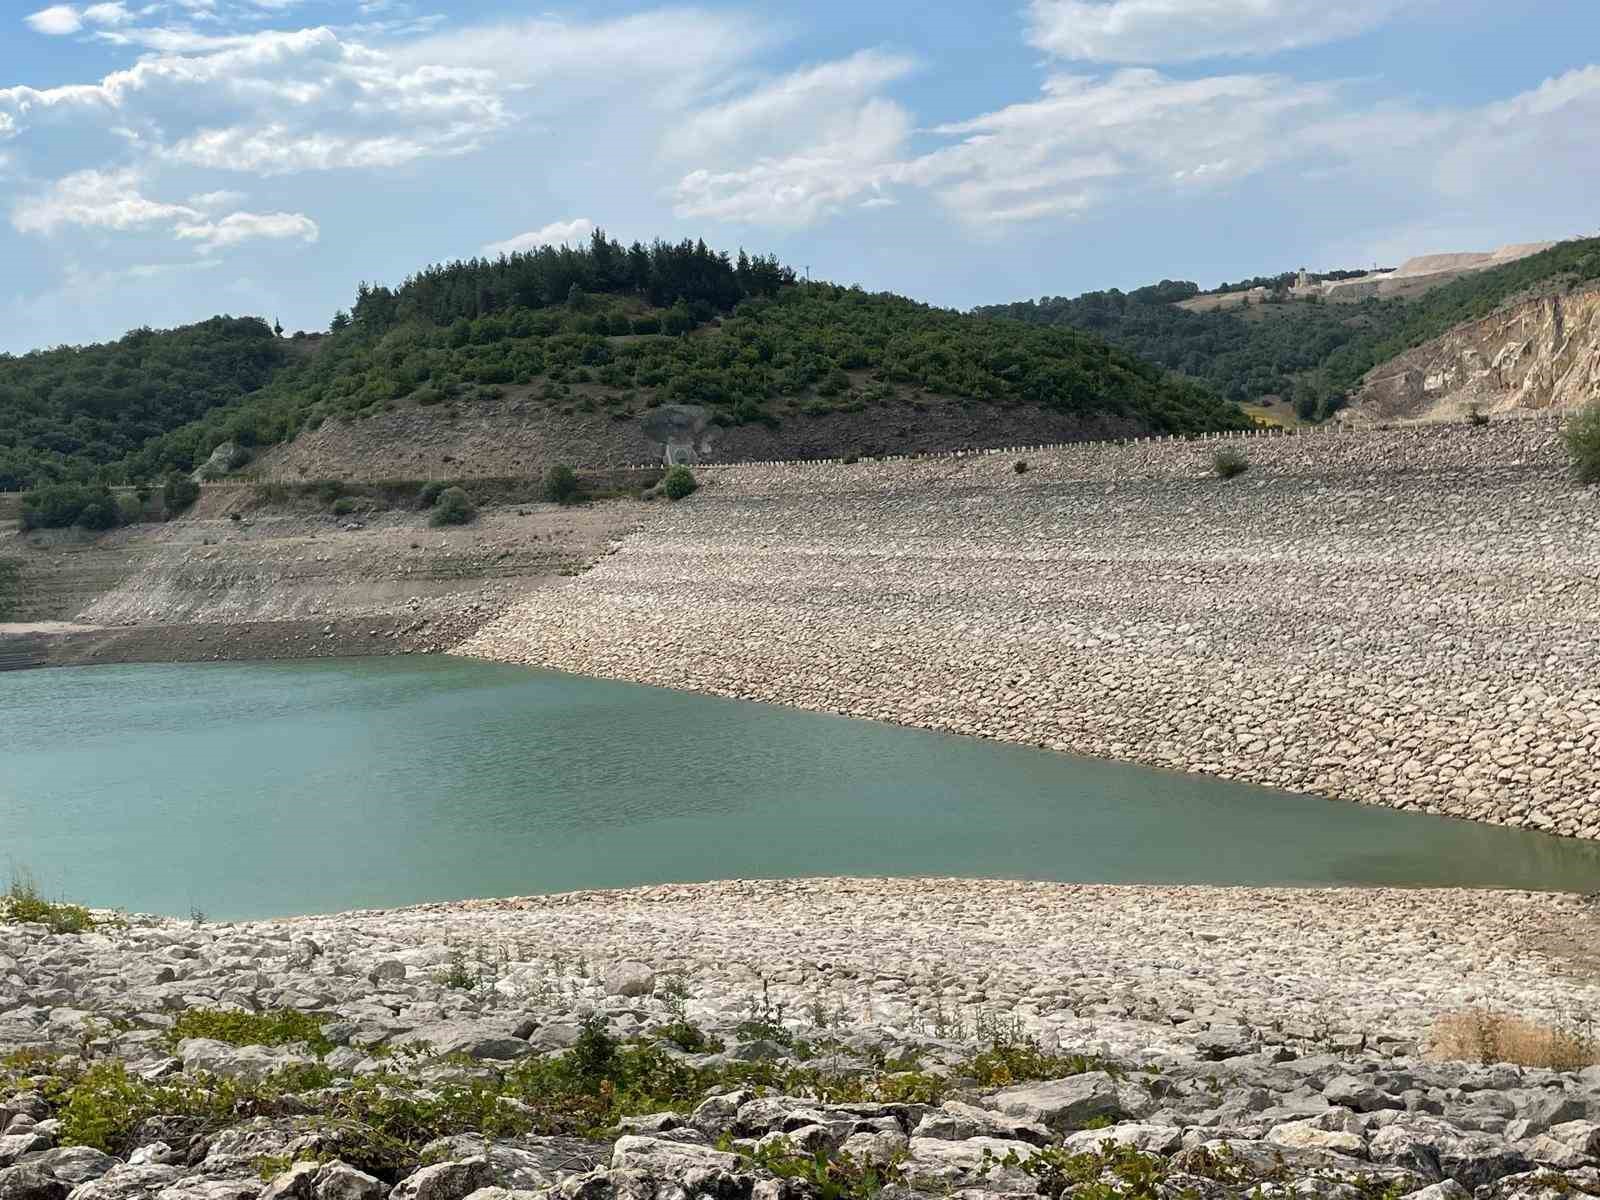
[4, 657, 1599, 919]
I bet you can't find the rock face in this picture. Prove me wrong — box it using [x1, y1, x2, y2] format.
[1350, 286, 1600, 423]
[458, 418, 1600, 840]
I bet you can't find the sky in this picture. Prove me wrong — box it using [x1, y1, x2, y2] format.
[2, 0, 1599, 354]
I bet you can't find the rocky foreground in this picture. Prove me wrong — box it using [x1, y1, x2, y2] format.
[5, 880, 1600, 1200]
[459, 418, 1600, 840]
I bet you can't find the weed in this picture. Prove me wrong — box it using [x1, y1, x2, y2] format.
[1430, 1008, 1598, 1070]
[736, 1140, 903, 1200]
[2, 875, 95, 934]
[168, 1008, 333, 1055]
[734, 979, 793, 1047]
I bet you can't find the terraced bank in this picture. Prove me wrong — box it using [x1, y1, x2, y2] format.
[460, 419, 1600, 839]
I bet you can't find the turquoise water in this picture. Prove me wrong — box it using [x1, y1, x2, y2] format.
[3, 657, 1598, 919]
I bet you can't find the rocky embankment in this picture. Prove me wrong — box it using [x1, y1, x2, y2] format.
[0, 489, 635, 669]
[460, 419, 1600, 839]
[1350, 288, 1600, 424]
[5, 880, 1600, 1200]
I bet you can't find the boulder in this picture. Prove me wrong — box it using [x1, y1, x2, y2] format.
[15, 1151, 117, 1188]
[1369, 1117, 1529, 1188]
[1061, 1123, 1183, 1156]
[312, 1165, 384, 1200]
[1265, 1119, 1367, 1158]
[178, 1039, 317, 1083]
[608, 1137, 738, 1182]
[0, 1166, 69, 1200]
[912, 1102, 1051, 1146]
[401, 1022, 531, 1062]
[0, 1137, 52, 1170]
[991, 1072, 1126, 1132]
[602, 962, 655, 999]
[391, 1159, 495, 1200]
[903, 1137, 1035, 1193]
[63, 1164, 182, 1200]
[1325, 1075, 1403, 1113]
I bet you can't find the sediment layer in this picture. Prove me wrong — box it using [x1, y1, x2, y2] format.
[460, 419, 1600, 838]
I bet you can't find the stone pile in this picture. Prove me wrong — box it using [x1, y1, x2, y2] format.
[5, 880, 1600, 1200]
[458, 421, 1600, 838]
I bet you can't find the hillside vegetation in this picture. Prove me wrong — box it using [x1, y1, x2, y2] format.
[0, 317, 284, 492]
[978, 237, 1600, 419]
[1, 233, 1244, 492]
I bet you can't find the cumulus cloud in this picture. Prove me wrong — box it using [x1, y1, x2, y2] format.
[25, 5, 83, 35]
[174, 210, 319, 251]
[11, 166, 318, 252]
[483, 218, 595, 257]
[1026, 0, 1419, 63]
[83, 2, 134, 25]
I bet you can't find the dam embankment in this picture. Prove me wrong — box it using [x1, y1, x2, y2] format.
[460, 418, 1600, 839]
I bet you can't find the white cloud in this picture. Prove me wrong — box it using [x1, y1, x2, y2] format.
[83, 2, 133, 25]
[483, 218, 595, 257]
[12, 165, 317, 253]
[12, 167, 202, 234]
[25, 5, 83, 35]
[174, 210, 319, 251]
[1026, 0, 1417, 63]
[666, 51, 918, 226]
[186, 188, 247, 211]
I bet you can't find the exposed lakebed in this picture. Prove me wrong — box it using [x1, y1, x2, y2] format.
[5, 656, 1599, 919]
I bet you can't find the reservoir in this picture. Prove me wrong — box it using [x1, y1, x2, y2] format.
[4, 656, 1599, 920]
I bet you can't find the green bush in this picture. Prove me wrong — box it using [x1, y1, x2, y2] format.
[430, 486, 476, 526]
[1212, 446, 1249, 479]
[1566, 403, 1600, 485]
[417, 481, 446, 508]
[1014, 460, 1029, 474]
[543, 464, 580, 504]
[331, 496, 358, 516]
[21, 483, 112, 531]
[116, 493, 145, 525]
[2, 877, 94, 934]
[163, 472, 200, 516]
[168, 1008, 331, 1054]
[662, 465, 697, 500]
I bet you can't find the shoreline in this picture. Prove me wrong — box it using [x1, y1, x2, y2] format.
[459, 421, 1600, 841]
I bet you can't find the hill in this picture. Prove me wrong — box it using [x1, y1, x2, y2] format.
[0, 232, 1246, 493]
[976, 236, 1600, 420]
[0, 317, 285, 492]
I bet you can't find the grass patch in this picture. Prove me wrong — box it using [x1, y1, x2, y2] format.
[1429, 1008, 1598, 1070]
[1, 875, 95, 934]
[168, 1008, 333, 1055]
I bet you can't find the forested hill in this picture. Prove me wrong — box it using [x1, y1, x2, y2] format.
[0, 318, 284, 492]
[977, 237, 1600, 419]
[1, 231, 1245, 490]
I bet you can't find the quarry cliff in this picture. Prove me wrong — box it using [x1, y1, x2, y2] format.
[1348, 285, 1600, 423]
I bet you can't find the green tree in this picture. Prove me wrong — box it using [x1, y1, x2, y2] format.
[543, 464, 580, 504]
[163, 472, 200, 517]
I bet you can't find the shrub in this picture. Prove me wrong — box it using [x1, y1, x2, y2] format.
[414, 387, 445, 407]
[417, 481, 446, 508]
[168, 1008, 332, 1054]
[313, 479, 347, 504]
[1565, 402, 1600, 485]
[1212, 446, 1249, 479]
[1466, 404, 1490, 427]
[430, 486, 476, 526]
[661, 465, 697, 500]
[2, 876, 94, 934]
[1013, 460, 1029, 474]
[21, 483, 103, 530]
[116, 494, 145, 525]
[543, 464, 580, 504]
[163, 472, 201, 516]
[331, 496, 359, 516]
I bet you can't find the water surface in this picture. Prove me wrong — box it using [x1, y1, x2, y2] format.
[4, 657, 1598, 919]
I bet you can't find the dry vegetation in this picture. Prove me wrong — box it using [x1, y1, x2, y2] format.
[1429, 1008, 1599, 1070]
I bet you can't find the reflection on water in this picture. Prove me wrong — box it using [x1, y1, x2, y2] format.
[3, 657, 1598, 919]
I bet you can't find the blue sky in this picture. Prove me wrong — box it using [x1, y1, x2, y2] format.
[3, 0, 1598, 353]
